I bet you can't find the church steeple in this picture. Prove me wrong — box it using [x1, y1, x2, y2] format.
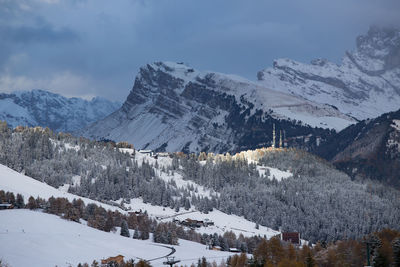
[279, 130, 283, 148]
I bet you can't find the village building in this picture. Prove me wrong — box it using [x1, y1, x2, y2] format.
[101, 255, 124, 266]
[280, 232, 301, 245]
[138, 149, 153, 157]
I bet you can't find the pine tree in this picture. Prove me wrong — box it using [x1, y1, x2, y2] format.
[16, 194, 24, 208]
[104, 213, 114, 232]
[27, 196, 37, 210]
[120, 219, 130, 237]
[140, 229, 149, 240]
[184, 197, 191, 210]
[393, 238, 400, 267]
[133, 227, 140, 239]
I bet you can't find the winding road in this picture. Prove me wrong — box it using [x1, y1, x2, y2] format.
[147, 244, 176, 262]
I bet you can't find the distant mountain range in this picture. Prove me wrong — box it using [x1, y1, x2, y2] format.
[258, 26, 400, 120]
[80, 26, 400, 153]
[0, 89, 120, 133]
[1, 26, 400, 159]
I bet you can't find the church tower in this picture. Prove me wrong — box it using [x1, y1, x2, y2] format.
[279, 130, 283, 148]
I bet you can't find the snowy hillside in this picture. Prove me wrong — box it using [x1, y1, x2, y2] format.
[0, 209, 235, 267]
[0, 157, 280, 240]
[258, 26, 400, 120]
[0, 89, 120, 133]
[2, 126, 399, 245]
[81, 61, 354, 153]
[0, 163, 122, 212]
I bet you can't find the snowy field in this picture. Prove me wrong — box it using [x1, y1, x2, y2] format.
[0, 210, 234, 267]
[0, 161, 280, 241]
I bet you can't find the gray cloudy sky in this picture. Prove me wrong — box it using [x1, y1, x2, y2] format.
[0, 0, 399, 101]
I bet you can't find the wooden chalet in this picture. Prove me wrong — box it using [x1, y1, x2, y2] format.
[281, 232, 301, 245]
[181, 218, 204, 228]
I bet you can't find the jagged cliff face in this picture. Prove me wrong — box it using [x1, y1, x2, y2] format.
[258, 26, 400, 120]
[0, 90, 121, 133]
[82, 62, 354, 153]
[316, 108, 400, 187]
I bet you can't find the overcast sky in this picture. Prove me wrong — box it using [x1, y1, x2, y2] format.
[0, 0, 399, 101]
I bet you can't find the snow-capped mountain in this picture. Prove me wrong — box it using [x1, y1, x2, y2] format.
[81, 62, 354, 153]
[0, 89, 120, 133]
[257, 26, 400, 120]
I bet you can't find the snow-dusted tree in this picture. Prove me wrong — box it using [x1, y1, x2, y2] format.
[120, 219, 130, 237]
[27, 196, 37, 210]
[15, 194, 24, 208]
[133, 227, 140, 239]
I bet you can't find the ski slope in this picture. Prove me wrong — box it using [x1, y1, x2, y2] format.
[0, 209, 234, 267]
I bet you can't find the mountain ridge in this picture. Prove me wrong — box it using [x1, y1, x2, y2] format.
[257, 26, 400, 120]
[0, 89, 121, 133]
[316, 108, 400, 187]
[81, 61, 354, 153]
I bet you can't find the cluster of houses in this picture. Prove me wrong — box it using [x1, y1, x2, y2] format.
[173, 218, 214, 228]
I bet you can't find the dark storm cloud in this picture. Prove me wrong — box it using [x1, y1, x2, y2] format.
[0, 23, 79, 44]
[0, 0, 399, 101]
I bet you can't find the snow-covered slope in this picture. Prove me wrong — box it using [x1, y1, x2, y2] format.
[0, 163, 123, 212]
[0, 209, 234, 267]
[0, 89, 120, 133]
[258, 26, 400, 120]
[81, 62, 354, 153]
[0, 157, 280, 240]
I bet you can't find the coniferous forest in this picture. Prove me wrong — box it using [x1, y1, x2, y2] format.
[0, 121, 399, 245]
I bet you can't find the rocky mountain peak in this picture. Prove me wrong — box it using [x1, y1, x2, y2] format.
[257, 26, 400, 120]
[356, 26, 400, 60]
[346, 26, 400, 73]
[82, 61, 355, 153]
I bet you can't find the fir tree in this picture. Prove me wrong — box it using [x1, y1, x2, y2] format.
[120, 219, 130, 237]
[15, 194, 24, 208]
[27, 196, 37, 210]
[393, 238, 400, 267]
[133, 227, 140, 239]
